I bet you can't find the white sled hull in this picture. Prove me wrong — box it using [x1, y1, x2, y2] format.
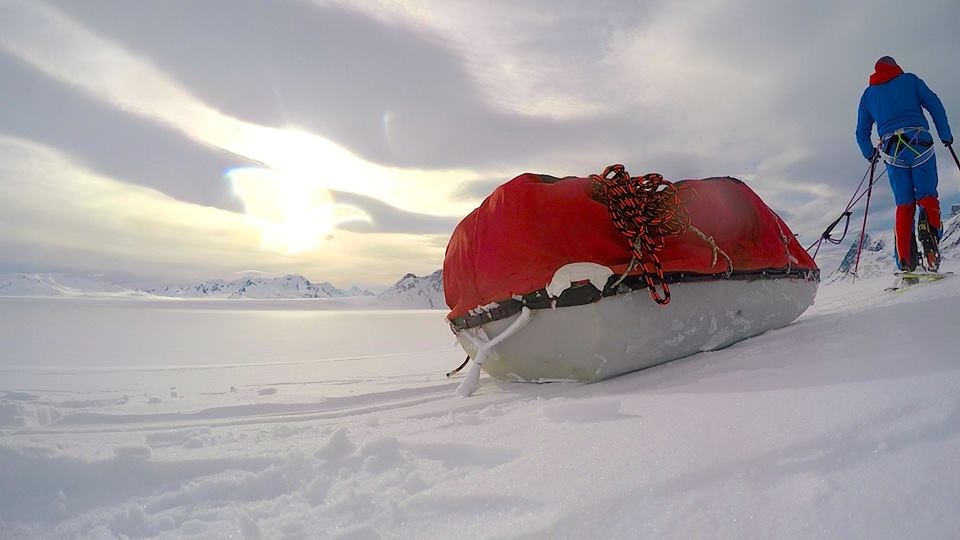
[456, 278, 818, 382]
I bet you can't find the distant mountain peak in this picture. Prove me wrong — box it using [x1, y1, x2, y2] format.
[376, 270, 445, 308]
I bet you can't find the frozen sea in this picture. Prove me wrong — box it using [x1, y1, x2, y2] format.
[1, 298, 459, 407]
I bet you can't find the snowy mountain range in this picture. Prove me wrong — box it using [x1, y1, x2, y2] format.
[0, 273, 149, 298]
[829, 211, 960, 281]
[146, 274, 374, 300]
[0, 271, 447, 309]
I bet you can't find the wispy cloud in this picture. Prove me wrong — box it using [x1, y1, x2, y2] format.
[320, 0, 960, 239]
[0, 136, 445, 286]
[0, 1, 497, 218]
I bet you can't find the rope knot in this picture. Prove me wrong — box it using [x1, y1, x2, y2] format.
[590, 164, 688, 305]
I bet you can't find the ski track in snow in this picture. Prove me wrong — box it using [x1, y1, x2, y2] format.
[2, 264, 960, 539]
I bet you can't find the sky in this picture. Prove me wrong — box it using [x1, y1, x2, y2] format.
[1, 0, 959, 290]
[2, 263, 960, 538]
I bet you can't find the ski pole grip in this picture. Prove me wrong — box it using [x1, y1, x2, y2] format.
[821, 211, 852, 239]
[948, 143, 960, 171]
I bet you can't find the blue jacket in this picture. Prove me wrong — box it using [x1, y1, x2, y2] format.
[856, 72, 952, 160]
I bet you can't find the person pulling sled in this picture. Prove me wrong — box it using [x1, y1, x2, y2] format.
[855, 56, 953, 273]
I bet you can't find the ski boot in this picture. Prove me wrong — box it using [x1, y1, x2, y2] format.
[917, 209, 941, 272]
[894, 231, 921, 272]
[890, 232, 922, 289]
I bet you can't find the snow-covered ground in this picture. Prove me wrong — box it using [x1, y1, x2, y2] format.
[2, 265, 959, 539]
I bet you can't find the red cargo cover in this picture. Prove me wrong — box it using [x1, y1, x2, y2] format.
[444, 173, 817, 320]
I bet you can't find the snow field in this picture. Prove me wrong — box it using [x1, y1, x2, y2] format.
[2, 264, 960, 539]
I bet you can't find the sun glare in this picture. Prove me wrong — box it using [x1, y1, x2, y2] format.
[227, 167, 371, 254]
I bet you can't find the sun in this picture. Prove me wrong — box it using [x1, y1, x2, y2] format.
[227, 167, 370, 254]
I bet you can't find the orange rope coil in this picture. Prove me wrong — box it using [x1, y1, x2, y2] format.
[590, 164, 688, 305]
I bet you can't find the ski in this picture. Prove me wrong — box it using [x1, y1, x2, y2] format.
[885, 271, 953, 292]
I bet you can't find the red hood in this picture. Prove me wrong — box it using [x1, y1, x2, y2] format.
[869, 62, 903, 85]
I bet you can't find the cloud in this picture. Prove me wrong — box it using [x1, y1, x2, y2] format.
[0, 51, 247, 212]
[0, 136, 445, 287]
[0, 1, 501, 218]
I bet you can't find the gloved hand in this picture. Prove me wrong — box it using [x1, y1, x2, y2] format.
[867, 148, 879, 162]
[944, 138, 954, 146]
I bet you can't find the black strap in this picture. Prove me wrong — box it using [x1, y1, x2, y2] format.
[448, 268, 820, 332]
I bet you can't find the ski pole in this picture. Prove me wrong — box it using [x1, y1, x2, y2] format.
[948, 143, 960, 172]
[852, 152, 879, 282]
